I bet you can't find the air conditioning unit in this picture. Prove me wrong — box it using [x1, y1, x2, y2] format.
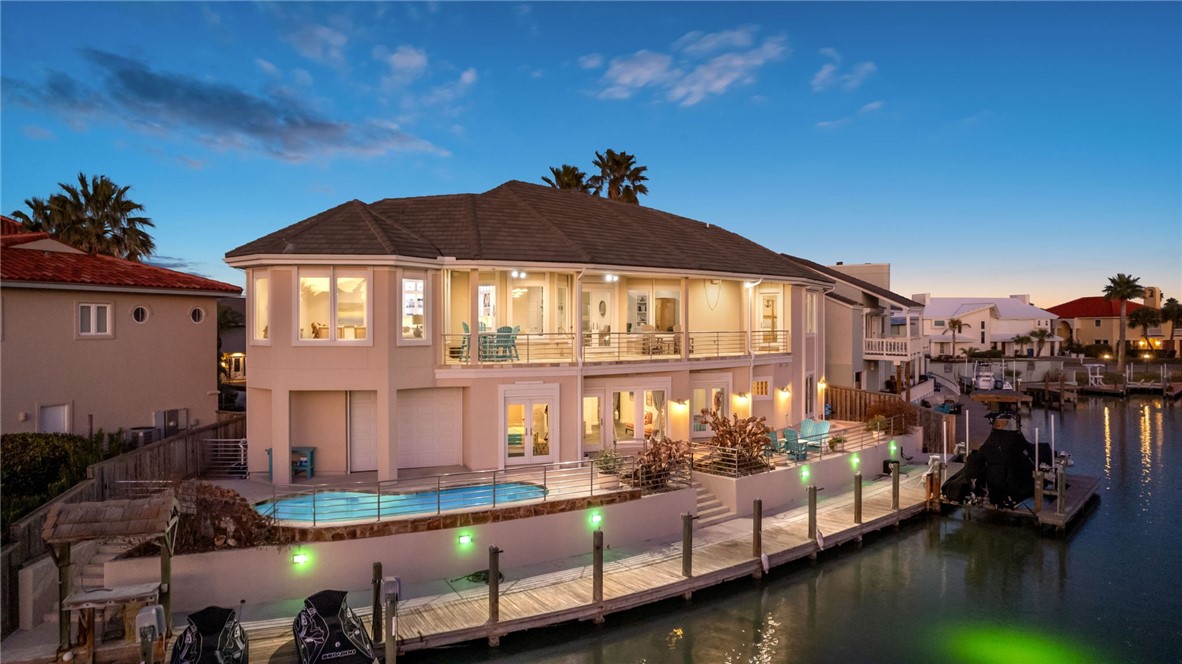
[127, 426, 160, 448]
[153, 408, 189, 438]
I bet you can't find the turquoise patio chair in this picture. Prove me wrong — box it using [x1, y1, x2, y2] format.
[782, 428, 806, 460]
[459, 321, 471, 361]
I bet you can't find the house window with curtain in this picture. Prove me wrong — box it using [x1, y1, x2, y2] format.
[401, 276, 427, 342]
[296, 267, 370, 343]
[252, 271, 270, 341]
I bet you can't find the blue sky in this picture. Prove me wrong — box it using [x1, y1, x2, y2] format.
[2, 2, 1179, 308]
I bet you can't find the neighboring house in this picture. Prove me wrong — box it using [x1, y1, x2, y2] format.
[218, 296, 247, 381]
[1048, 287, 1174, 354]
[1, 216, 242, 438]
[225, 181, 833, 484]
[915, 294, 1060, 357]
[780, 258, 926, 394]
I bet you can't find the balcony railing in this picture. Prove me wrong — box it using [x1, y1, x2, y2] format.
[441, 329, 791, 366]
[863, 337, 921, 360]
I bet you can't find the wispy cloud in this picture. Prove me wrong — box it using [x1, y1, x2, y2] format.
[860, 100, 883, 113]
[578, 53, 604, 70]
[286, 23, 349, 69]
[1, 49, 447, 161]
[815, 117, 852, 129]
[255, 58, 280, 77]
[374, 44, 429, 88]
[811, 48, 876, 92]
[594, 27, 788, 107]
[22, 125, 55, 140]
[961, 110, 993, 125]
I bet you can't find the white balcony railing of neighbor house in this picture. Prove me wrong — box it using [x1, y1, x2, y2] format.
[441, 329, 791, 366]
[863, 337, 921, 360]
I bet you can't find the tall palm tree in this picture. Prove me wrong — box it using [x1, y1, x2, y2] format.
[1029, 328, 1052, 357]
[1127, 307, 1162, 356]
[1011, 334, 1032, 357]
[9, 173, 155, 261]
[944, 318, 967, 359]
[588, 150, 649, 204]
[541, 165, 593, 193]
[1161, 297, 1182, 356]
[1102, 273, 1145, 372]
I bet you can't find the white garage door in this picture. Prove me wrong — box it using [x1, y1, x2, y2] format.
[397, 388, 463, 468]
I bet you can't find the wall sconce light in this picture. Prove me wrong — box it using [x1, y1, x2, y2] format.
[510, 270, 528, 279]
[603, 274, 619, 282]
[674, 398, 689, 406]
[457, 533, 473, 545]
[779, 386, 791, 395]
[736, 392, 750, 400]
[818, 378, 827, 390]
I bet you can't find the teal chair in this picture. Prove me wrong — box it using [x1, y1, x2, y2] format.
[782, 428, 806, 460]
[459, 322, 471, 361]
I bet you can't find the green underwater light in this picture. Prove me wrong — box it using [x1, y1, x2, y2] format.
[941, 623, 1101, 664]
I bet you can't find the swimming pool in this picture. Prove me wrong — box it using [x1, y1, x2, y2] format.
[256, 481, 547, 523]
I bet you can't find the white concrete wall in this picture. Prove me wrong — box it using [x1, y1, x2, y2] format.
[693, 432, 922, 517]
[103, 489, 695, 612]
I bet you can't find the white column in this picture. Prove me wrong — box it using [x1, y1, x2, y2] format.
[272, 389, 292, 485]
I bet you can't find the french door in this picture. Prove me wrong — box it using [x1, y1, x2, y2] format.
[503, 385, 559, 466]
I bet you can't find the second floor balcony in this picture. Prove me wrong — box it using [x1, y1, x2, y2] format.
[441, 329, 791, 366]
[863, 336, 923, 361]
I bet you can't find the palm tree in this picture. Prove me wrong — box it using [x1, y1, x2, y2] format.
[9, 173, 155, 261]
[1127, 307, 1161, 357]
[1029, 328, 1052, 357]
[1102, 273, 1145, 372]
[944, 318, 967, 359]
[541, 165, 593, 193]
[1161, 297, 1182, 356]
[1011, 334, 1032, 357]
[588, 150, 649, 204]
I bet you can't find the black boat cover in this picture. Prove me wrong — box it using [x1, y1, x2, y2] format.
[941, 429, 1052, 508]
[170, 605, 248, 664]
[293, 590, 377, 664]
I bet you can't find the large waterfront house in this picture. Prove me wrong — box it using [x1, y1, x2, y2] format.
[1047, 287, 1175, 356]
[0, 217, 241, 438]
[915, 294, 1060, 358]
[225, 181, 834, 484]
[780, 258, 926, 394]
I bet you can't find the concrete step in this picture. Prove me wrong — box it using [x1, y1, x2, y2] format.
[691, 482, 734, 530]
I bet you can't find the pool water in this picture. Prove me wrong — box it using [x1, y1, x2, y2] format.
[257, 481, 547, 522]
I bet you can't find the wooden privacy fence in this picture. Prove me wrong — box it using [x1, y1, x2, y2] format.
[825, 385, 953, 455]
[1, 414, 245, 637]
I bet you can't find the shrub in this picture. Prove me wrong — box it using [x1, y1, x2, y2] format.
[1083, 343, 1113, 358]
[629, 437, 690, 491]
[594, 448, 624, 475]
[698, 391, 772, 475]
[1, 431, 127, 542]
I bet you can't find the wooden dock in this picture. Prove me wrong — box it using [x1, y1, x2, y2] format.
[1035, 474, 1102, 531]
[235, 469, 932, 658]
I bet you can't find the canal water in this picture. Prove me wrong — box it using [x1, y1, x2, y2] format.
[410, 397, 1179, 664]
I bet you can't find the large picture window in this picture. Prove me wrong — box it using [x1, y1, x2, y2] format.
[253, 271, 270, 341]
[297, 267, 369, 342]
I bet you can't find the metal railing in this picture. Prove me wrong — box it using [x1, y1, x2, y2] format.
[863, 337, 921, 359]
[440, 329, 793, 366]
[258, 456, 690, 526]
[689, 415, 907, 478]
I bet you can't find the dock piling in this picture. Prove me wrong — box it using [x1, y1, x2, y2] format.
[381, 576, 400, 664]
[889, 461, 900, 511]
[681, 513, 694, 578]
[752, 499, 763, 558]
[854, 473, 863, 524]
[807, 486, 818, 540]
[592, 530, 604, 604]
[371, 562, 383, 643]
[488, 546, 502, 625]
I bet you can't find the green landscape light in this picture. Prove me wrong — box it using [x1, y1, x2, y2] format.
[590, 512, 603, 525]
[800, 465, 810, 483]
[939, 622, 1102, 664]
[457, 533, 473, 546]
[889, 440, 898, 457]
[850, 454, 860, 470]
[292, 552, 309, 566]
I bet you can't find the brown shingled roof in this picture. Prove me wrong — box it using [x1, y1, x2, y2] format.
[227, 181, 826, 282]
[43, 495, 179, 544]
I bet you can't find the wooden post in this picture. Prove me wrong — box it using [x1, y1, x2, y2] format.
[889, 461, 900, 511]
[1056, 465, 1067, 515]
[681, 513, 694, 578]
[487, 546, 501, 625]
[592, 530, 604, 604]
[382, 577, 400, 664]
[1033, 470, 1043, 514]
[160, 536, 173, 636]
[807, 486, 817, 540]
[854, 473, 863, 524]
[56, 543, 71, 653]
[371, 562, 383, 643]
[752, 499, 762, 558]
[905, 360, 912, 403]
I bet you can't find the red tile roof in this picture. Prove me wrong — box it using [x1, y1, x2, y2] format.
[1046, 296, 1144, 319]
[1, 219, 241, 294]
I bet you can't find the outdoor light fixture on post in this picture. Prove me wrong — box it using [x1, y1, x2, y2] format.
[136, 604, 165, 664]
[382, 576, 401, 664]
